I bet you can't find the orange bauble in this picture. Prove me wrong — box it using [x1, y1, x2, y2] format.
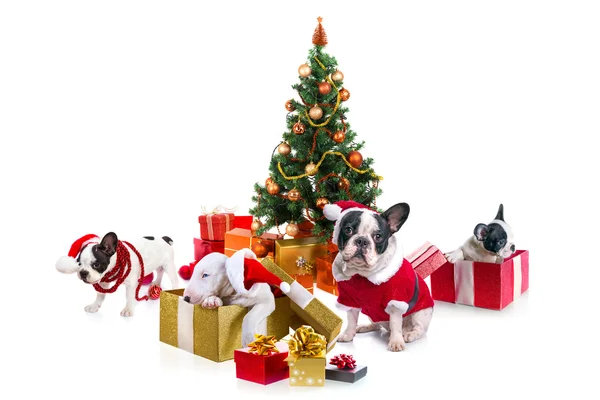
[293, 122, 306, 135]
[267, 182, 280, 195]
[339, 88, 350, 101]
[332, 131, 345, 143]
[308, 106, 323, 120]
[318, 81, 331, 95]
[265, 177, 274, 187]
[251, 241, 268, 258]
[347, 151, 363, 168]
[287, 188, 301, 202]
[286, 223, 299, 237]
[316, 197, 330, 210]
[285, 100, 295, 112]
[338, 177, 350, 190]
[278, 142, 291, 155]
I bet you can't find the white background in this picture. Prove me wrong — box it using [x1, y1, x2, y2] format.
[1, 1, 599, 399]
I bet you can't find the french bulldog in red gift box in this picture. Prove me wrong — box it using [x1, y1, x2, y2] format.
[445, 204, 516, 264]
[323, 201, 434, 352]
[55, 233, 179, 317]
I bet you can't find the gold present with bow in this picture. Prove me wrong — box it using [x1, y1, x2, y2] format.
[159, 289, 291, 362]
[274, 237, 328, 277]
[284, 325, 327, 387]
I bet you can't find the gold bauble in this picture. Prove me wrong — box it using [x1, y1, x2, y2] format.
[251, 241, 268, 258]
[338, 177, 350, 190]
[308, 106, 323, 120]
[298, 63, 312, 78]
[287, 188, 301, 202]
[316, 197, 330, 210]
[285, 100, 295, 112]
[267, 182, 280, 195]
[250, 219, 263, 233]
[292, 122, 306, 135]
[339, 88, 350, 101]
[332, 70, 344, 81]
[278, 142, 291, 155]
[305, 162, 318, 176]
[332, 131, 345, 143]
[286, 223, 299, 237]
[265, 177, 274, 187]
[318, 81, 332, 95]
[347, 150, 363, 168]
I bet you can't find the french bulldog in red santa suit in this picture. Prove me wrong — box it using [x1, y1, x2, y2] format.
[323, 201, 434, 352]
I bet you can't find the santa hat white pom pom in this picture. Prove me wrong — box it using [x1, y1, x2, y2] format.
[323, 203, 342, 221]
[279, 281, 290, 294]
[55, 256, 81, 274]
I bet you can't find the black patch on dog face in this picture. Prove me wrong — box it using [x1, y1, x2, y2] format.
[481, 223, 508, 253]
[90, 245, 111, 274]
[337, 211, 362, 251]
[162, 236, 173, 246]
[372, 214, 392, 254]
[143, 236, 155, 240]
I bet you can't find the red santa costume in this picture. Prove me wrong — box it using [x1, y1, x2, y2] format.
[323, 201, 434, 320]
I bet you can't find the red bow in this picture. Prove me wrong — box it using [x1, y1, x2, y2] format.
[329, 354, 356, 369]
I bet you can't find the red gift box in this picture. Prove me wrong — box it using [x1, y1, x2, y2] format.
[198, 213, 234, 241]
[234, 342, 289, 385]
[233, 215, 253, 230]
[194, 238, 224, 260]
[406, 242, 451, 279]
[430, 250, 529, 310]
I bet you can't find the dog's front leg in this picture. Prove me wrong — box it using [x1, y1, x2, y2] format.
[337, 308, 360, 342]
[241, 298, 276, 347]
[120, 283, 136, 317]
[387, 307, 406, 352]
[445, 248, 464, 263]
[85, 284, 109, 313]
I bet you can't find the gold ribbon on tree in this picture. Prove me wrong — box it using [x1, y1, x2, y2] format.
[277, 150, 384, 181]
[285, 325, 327, 362]
[248, 334, 280, 356]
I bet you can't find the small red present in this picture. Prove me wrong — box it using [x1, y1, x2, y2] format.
[233, 215, 253, 230]
[406, 242, 451, 279]
[198, 212, 234, 241]
[194, 238, 224, 260]
[430, 250, 529, 310]
[234, 336, 289, 385]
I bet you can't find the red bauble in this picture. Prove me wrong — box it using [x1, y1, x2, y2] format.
[318, 81, 332, 95]
[347, 151, 363, 168]
[148, 285, 162, 300]
[178, 265, 191, 280]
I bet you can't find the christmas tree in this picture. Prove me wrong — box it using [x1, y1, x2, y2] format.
[249, 17, 383, 242]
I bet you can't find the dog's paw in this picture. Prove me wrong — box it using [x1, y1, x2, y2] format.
[356, 324, 379, 333]
[84, 304, 101, 313]
[403, 330, 423, 343]
[337, 331, 356, 342]
[120, 307, 134, 317]
[201, 296, 223, 309]
[387, 337, 406, 352]
[445, 250, 463, 263]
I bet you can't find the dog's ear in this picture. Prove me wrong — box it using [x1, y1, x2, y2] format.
[494, 204, 504, 221]
[474, 224, 488, 241]
[382, 203, 410, 234]
[98, 232, 118, 257]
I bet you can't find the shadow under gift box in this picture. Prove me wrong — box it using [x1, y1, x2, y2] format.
[430, 250, 529, 310]
[159, 289, 291, 362]
[234, 342, 290, 385]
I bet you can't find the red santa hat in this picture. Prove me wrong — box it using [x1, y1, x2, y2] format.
[55, 234, 100, 274]
[323, 200, 379, 245]
[225, 248, 291, 295]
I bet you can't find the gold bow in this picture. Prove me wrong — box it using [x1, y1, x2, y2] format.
[248, 334, 279, 356]
[200, 205, 238, 215]
[296, 256, 314, 274]
[285, 325, 327, 362]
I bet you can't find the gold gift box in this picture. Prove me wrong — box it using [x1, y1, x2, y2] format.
[288, 357, 326, 386]
[159, 289, 291, 362]
[274, 237, 328, 277]
[261, 257, 342, 352]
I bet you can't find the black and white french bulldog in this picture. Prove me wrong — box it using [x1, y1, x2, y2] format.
[323, 200, 434, 352]
[445, 204, 516, 264]
[55, 232, 179, 317]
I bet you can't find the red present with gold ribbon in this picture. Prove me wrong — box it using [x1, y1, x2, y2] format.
[316, 253, 338, 295]
[234, 335, 290, 385]
[198, 212, 234, 241]
[406, 241, 451, 279]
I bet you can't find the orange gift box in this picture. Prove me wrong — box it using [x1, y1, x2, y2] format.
[294, 273, 314, 294]
[224, 228, 283, 257]
[316, 253, 338, 296]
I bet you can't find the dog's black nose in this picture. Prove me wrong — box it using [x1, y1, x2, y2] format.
[79, 270, 89, 280]
[355, 236, 369, 248]
[183, 296, 190, 303]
